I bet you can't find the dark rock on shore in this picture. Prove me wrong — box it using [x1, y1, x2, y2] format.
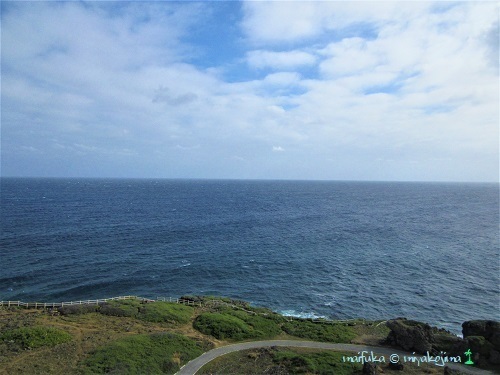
[449, 320, 500, 367]
[385, 318, 438, 353]
[463, 320, 500, 342]
[385, 318, 500, 369]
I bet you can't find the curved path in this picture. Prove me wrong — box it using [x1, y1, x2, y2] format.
[176, 340, 492, 375]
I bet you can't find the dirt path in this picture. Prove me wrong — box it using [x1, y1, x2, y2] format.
[176, 340, 492, 375]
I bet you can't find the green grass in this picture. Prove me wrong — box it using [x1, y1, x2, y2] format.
[98, 300, 193, 325]
[138, 302, 193, 324]
[193, 313, 255, 340]
[198, 347, 363, 375]
[0, 326, 72, 349]
[80, 332, 203, 374]
[272, 350, 362, 375]
[193, 308, 283, 341]
[282, 320, 356, 343]
[222, 309, 283, 337]
[194, 305, 359, 343]
[99, 299, 141, 317]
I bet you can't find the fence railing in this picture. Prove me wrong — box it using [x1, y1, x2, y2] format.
[0, 295, 363, 325]
[0, 295, 201, 309]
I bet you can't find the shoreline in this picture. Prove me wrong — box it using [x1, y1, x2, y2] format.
[1, 295, 499, 374]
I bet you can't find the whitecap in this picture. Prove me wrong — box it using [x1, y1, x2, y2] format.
[279, 310, 328, 320]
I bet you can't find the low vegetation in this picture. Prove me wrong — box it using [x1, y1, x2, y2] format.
[0, 326, 71, 350]
[60, 299, 194, 325]
[198, 347, 363, 375]
[193, 307, 283, 341]
[198, 346, 446, 375]
[0, 296, 395, 375]
[81, 332, 203, 374]
[282, 320, 357, 343]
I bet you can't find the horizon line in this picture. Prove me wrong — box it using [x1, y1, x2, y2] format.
[0, 176, 498, 184]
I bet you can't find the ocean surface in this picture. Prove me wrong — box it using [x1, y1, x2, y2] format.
[1, 178, 498, 334]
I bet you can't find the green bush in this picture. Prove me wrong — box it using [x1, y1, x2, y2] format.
[282, 321, 356, 343]
[194, 309, 283, 340]
[98, 300, 193, 325]
[193, 313, 253, 340]
[273, 351, 313, 373]
[138, 302, 193, 324]
[272, 350, 362, 375]
[58, 304, 99, 315]
[224, 309, 282, 338]
[1, 326, 71, 349]
[81, 333, 202, 374]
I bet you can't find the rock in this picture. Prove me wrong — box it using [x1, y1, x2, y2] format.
[388, 360, 404, 371]
[464, 336, 494, 358]
[462, 320, 500, 341]
[362, 362, 378, 375]
[443, 366, 463, 374]
[433, 332, 463, 353]
[385, 318, 434, 353]
[489, 349, 500, 365]
[489, 332, 500, 351]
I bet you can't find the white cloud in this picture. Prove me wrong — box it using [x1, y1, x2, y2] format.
[246, 50, 317, 69]
[241, 1, 432, 44]
[2, 1, 498, 181]
[263, 72, 301, 86]
[242, 2, 323, 43]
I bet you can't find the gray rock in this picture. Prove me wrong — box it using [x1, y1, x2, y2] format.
[489, 332, 500, 351]
[388, 360, 404, 370]
[386, 318, 434, 353]
[462, 320, 500, 341]
[489, 349, 500, 365]
[443, 366, 463, 374]
[362, 362, 378, 375]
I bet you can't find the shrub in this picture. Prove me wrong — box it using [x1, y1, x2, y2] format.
[98, 300, 193, 325]
[193, 313, 254, 340]
[58, 304, 99, 315]
[81, 333, 202, 374]
[273, 351, 313, 373]
[282, 321, 356, 343]
[224, 310, 282, 338]
[1, 326, 71, 349]
[272, 350, 362, 375]
[99, 304, 138, 318]
[138, 302, 193, 324]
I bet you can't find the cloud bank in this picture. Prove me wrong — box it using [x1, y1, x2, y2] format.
[1, 1, 498, 182]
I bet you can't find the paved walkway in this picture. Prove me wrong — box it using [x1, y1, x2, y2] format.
[176, 340, 492, 375]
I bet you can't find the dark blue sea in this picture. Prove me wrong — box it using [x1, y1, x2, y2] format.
[1, 178, 499, 334]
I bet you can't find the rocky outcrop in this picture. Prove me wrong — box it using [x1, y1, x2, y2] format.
[385, 318, 462, 354]
[385, 318, 439, 353]
[384, 318, 500, 368]
[385, 319, 432, 352]
[462, 320, 500, 341]
[450, 320, 500, 367]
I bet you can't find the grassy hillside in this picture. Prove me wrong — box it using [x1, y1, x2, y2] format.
[0, 296, 391, 375]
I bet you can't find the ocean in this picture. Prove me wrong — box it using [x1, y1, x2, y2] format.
[1, 178, 498, 334]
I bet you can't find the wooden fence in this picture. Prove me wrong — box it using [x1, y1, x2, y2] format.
[0, 295, 201, 309]
[0, 295, 363, 325]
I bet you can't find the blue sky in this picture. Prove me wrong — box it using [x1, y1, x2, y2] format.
[1, 1, 498, 182]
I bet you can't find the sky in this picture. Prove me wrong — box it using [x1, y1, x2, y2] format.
[1, 1, 498, 182]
